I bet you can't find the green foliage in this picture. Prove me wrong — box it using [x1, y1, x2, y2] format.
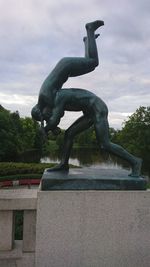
[0, 162, 55, 176]
[112, 106, 150, 161]
[0, 174, 42, 181]
[43, 140, 58, 155]
[74, 126, 97, 147]
[0, 108, 16, 160]
[0, 162, 78, 180]
[20, 117, 37, 149]
[0, 105, 43, 161]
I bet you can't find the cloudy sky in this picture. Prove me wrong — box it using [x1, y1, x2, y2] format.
[0, 0, 150, 129]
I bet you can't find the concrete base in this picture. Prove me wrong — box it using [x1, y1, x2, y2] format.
[35, 190, 150, 267]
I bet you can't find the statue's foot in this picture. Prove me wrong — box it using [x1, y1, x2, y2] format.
[83, 34, 100, 42]
[129, 157, 142, 177]
[86, 20, 104, 31]
[47, 163, 69, 172]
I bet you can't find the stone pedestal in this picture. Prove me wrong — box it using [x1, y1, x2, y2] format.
[35, 190, 150, 267]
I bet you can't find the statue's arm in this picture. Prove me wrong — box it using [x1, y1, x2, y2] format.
[44, 106, 64, 133]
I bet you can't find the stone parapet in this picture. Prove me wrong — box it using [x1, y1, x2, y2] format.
[0, 189, 37, 210]
[0, 188, 150, 267]
[0, 189, 38, 267]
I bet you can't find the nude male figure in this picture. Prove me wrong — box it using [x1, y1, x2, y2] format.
[31, 20, 103, 122]
[31, 20, 142, 177]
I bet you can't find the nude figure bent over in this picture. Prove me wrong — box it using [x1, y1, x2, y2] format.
[31, 20, 142, 177]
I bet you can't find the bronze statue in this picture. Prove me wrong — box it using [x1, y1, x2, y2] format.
[31, 20, 142, 177]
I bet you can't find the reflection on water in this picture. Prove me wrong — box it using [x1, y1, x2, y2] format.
[41, 156, 80, 167]
[41, 148, 129, 170]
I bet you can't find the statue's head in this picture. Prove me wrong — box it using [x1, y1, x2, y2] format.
[31, 104, 42, 122]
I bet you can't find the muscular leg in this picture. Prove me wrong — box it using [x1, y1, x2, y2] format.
[85, 20, 104, 66]
[83, 34, 100, 58]
[36, 21, 104, 118]
[47, 115, 93, 171]
[94, 116, 142, 177]
[46, 20, 104, 89]
[68, 20, 104, 76]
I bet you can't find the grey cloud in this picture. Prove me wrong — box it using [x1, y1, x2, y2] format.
[0, 0, 149, 129]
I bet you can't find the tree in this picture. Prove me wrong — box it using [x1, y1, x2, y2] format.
[21, 117, 38, 150]
[0, 107, 21, 160]
[112, 106, 150, 161]
[0, 105, 43, 161]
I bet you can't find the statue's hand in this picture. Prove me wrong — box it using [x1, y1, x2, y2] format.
[52, 127, 61, 136]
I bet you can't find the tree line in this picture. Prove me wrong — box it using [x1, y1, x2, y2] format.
[0, 104, 150, 164]
[0, 105, 42, 161]
[112, 106, 150, 165]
